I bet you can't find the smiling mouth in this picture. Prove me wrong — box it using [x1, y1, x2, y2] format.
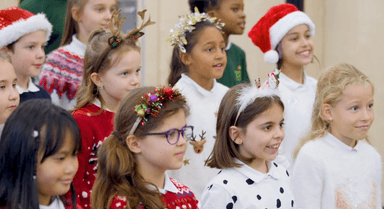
[213, 63, 223, 68]
[239, 22, 245, 29]
[266, 144, 279, 149]
[298, 51, 310, 56]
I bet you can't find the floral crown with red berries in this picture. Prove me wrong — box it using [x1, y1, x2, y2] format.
[129, 86, 185, 135]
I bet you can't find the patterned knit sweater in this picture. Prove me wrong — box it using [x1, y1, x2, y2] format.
[39, 35, 85, 110]
[72, 102, 115, 209]
[109, 177, 199, 209]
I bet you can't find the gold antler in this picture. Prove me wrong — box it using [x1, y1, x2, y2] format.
[127, 9, 156, 40]
[106, 10, 126, 37]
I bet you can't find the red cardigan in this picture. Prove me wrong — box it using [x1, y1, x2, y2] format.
[72, 103, 115, 209]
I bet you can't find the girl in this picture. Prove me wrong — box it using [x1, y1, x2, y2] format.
[91, 86, 199, 209]
[167, 8, 229, 199]
[0, 7, 52, 103]
[248, 3, 318, 168]
[71, 10, 153, 209]
[292, 63, 382, 208]
[201, 75, 295, 208]
[39, 0, 117, 110]
[189, 0, 250, 87]
[0, 99, 81, 209]
[0, 54, 19, 135]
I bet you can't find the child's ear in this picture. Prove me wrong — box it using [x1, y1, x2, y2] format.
[207, 9, 217, 19]
[322, 103, 333, 122]
[229, 126, 243, 145]
[179, 52, 192, 66]
[90, 72, 103, 88]
[1, 46, 10, 55]
[71, 6, 81, 22]
[126, 135, 141, 154]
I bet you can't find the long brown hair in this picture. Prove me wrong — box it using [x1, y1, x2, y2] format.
[167, 21, 223, 86]
[60, 0, 88, 46]
[73, 28, 140, 111]
[91, 87, 188, 209]
[294, 63, 374, 158]
[206, 83, 284, 169]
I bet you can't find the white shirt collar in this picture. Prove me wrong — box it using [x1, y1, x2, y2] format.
[69, 34, 87, 57]
[92, 98, 113, 112]
[274, 69, 310, 91]
[158, 172, 179, 194]
[323, 131, 362, 152]
[16, 78, 40, 94]
[179, 73, 218, 97]
[39, 197, 65, 209]
[234, 158, 281, 184]
[225, 37, 232, 51]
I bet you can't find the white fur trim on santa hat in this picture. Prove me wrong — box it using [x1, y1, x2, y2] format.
[0, 13, 52, 48]
[269, 11, 315, 50]
[264, 50, 279, 64]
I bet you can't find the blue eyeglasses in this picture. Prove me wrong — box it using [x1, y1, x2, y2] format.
[141, 125, 194, 145]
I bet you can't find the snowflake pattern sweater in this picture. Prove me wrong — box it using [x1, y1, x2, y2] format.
[39, 35, 85, 110]
[72, 102, 115, 209]
[109, 176, 199, 209]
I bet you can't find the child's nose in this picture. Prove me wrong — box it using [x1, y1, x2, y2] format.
[177, 132, 187, 146]
[65, 156, 79, 174]
[9, 87, 19, 101]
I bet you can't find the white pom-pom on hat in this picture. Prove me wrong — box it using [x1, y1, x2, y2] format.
[264, 50, 279, 64]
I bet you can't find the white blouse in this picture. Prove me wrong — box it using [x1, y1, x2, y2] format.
[274, 69, 317, 170]
[201, 159, 294, 209]
[39, 197, 65, 209]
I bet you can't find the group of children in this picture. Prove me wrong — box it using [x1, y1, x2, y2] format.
[0, 0, 382, 208]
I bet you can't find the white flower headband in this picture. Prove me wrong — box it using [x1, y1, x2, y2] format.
[167, 7, 225, 53]
[234, 71, 281, 125]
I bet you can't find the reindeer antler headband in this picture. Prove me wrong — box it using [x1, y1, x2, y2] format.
[234, 71, 281, 125]
[93, 9, 155, 73]
[167, 7, 225, 53]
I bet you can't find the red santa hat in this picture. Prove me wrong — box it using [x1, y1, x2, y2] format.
[0, 7, 52, 48]
[248, 3, 315, 64]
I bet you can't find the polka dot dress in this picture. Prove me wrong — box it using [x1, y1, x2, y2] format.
[201, 159, 294, 208]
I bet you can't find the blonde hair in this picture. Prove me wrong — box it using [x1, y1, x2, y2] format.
[73, 29, 140, 111]
[294, 63, 374, 158]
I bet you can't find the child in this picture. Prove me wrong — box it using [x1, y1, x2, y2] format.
[39, 0, 117, 110]
[0, 99, 81, 209]
[292, 63, 382, 208]
[189, 0, 249, 87]
[91, 86, 199, 209]
[0, 54, 19, 135]
[201, 74, 295, 208]
[72, 10, 153, 209]
[167, 8, 228, 199]
[0, 7, 52, 103]
[248, 3, 317, 168]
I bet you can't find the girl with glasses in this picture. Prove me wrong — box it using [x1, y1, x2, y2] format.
[91, 86, 199, 209]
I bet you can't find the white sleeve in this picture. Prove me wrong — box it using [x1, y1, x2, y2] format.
[200, 183, 233, 209]
[291, 150, 324, 209]
[376, 154, 382, 209]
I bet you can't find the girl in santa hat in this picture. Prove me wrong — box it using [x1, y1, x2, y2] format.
[248, 3, 318, 170]
[0, 7, 52, 104]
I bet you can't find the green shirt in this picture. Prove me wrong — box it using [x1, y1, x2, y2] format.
[19, 0, 67, 54]
[217, 42, 250, 87]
